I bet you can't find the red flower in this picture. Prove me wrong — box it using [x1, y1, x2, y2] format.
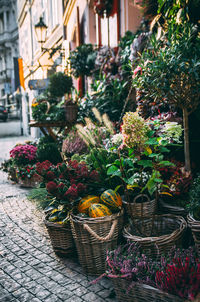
[77, 183, 87, 193]
[89, 170, 100, 182]
[27, 169, 30, 173]
[64, 185, 78, 199]
[46, 171, 55, 180]
[46, 181, 57, 194]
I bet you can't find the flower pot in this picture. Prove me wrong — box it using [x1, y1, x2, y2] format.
[123, 194, 157, 219]
[187, 214, 200, 254]
[8, 167, 18, 183]
[65, 104, 78, 124]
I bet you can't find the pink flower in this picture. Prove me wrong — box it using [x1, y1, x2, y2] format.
[133, 66, 142, 77]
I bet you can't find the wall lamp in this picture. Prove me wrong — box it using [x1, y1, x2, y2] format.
[34, 16, 62, 58]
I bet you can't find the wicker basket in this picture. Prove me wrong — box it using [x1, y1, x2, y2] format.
[123, 214, 187, 258]
[123, 194, 157, 219]
[187, 214, 200, 254]
[159, 199, 188, 219]
[18, 178, 38, 188]
[70, 210, 124, 275]
[44, 219, 75, 256]
[111, 278, 185, 302]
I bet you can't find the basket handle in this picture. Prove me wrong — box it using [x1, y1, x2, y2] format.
[83, 220, 118, 242]
[133, 194, 150, 204]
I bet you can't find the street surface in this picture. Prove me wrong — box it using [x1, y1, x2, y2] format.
[0, 120, 22, 138]
[0, 136, 116, 302]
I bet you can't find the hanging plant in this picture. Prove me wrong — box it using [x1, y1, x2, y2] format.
[94, 0, 114, 18]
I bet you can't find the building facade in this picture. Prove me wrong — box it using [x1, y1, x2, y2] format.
[17, 0, 64, 135]
[0, 0, 19, 107]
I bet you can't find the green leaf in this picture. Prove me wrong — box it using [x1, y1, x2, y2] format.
[159, 161, 175, 167]
[137, 160, 153, 168]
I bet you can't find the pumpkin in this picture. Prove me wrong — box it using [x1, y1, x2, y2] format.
[78, 195, 100, 214]
[88, 203, 112, 218]
[100, 189, 122, 210]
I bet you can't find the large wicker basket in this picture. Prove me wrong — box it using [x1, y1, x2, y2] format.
[70, 210, 124, 275]
[187, 214, 200, 254]
[123, 214, 187, 258]
[44, 219, 75, 256]
[111, 278, 185, 302]
[159, 199, 188, 219]
[123, 194, 157, 219]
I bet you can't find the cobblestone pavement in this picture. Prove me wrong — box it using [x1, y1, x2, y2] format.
[0, 137, 117, 302]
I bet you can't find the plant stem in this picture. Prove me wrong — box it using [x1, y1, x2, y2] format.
[183, 107, 191, 173]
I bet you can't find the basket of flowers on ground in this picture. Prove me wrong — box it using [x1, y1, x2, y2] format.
[123, 214, 187, 258]
[71, 189, 124, 275]
[98, 243, 200, 302]
[42, 160, 103, 257]
[187, 175, 200, 254]
[9, 143, 39, 188]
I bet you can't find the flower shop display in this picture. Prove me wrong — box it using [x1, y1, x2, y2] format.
[99, 243, 200, 302]
[187, 175, 200, 253]
[123, 214, 187, 258]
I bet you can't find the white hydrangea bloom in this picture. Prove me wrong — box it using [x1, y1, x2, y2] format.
[111, 133, 123, 146]
[161, 122, 183, 143]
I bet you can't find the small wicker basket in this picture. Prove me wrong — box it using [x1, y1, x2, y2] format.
[70, 210, 124, 275]
[44, 219, 75, 256]
[187, 214, 200, 254]
[123, 194, 157, 219]
[111, 278, 185, 302]
[123, 214, 187, 258]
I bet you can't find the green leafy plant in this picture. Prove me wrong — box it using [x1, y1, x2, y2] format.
[133, 24, 200, 172]
[36, 136, 62, 165]
[69, 44, 97, 78]
[47, 72, 73, 98]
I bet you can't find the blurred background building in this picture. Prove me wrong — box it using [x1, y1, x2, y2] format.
[0, 0, 19, 113]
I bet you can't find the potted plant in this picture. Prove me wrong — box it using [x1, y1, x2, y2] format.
[98, 243, 200, 301]
[107, 112, 174, 218]
[69, 44, 97, 78]
[47, 72, 73, 99]
[187, 175, 200, 253]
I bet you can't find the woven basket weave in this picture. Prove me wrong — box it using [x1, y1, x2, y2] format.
[123, 214, 186, 258]
[70, 210, 124, 275]
[159, 199, 188, 219]
[187, 214, 200, 254]
[123, 194, 157, 219]
[44, 219, 75, 256]
[111, 278, 185, 302]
